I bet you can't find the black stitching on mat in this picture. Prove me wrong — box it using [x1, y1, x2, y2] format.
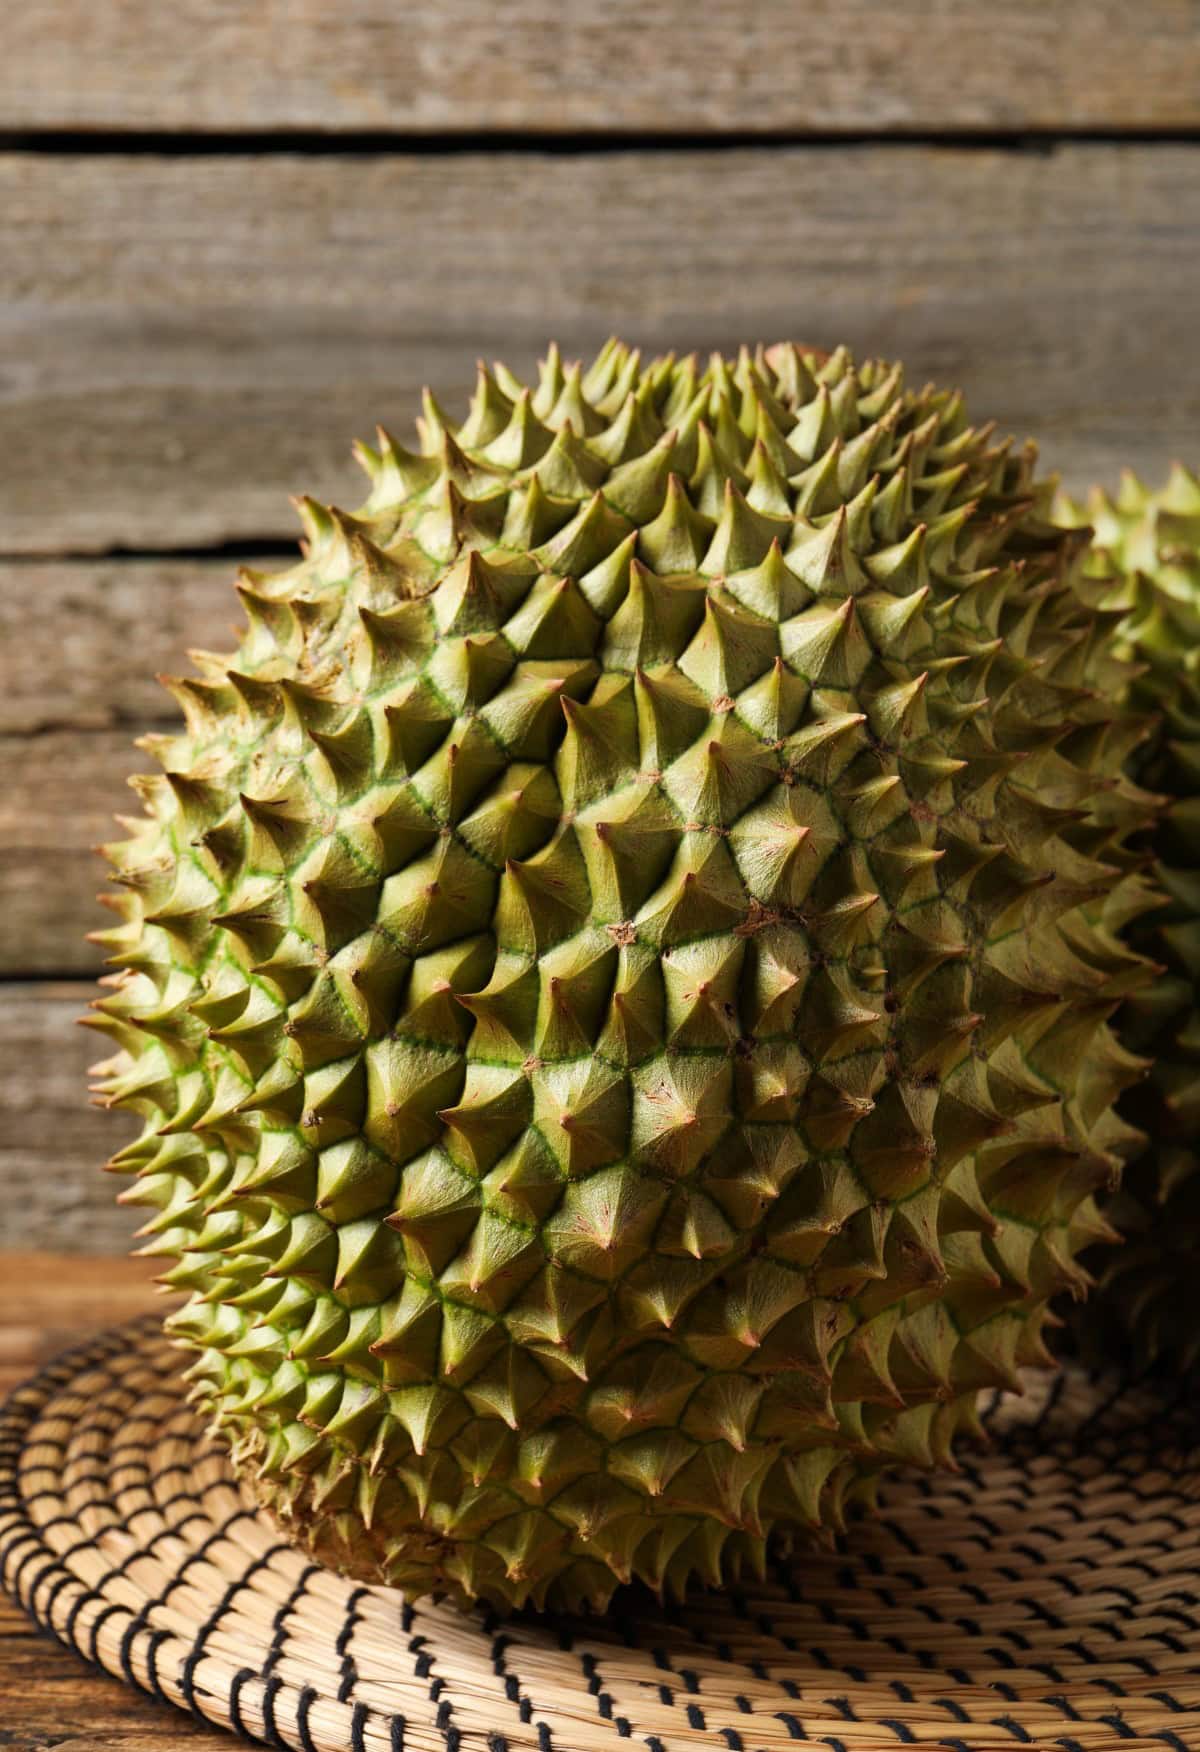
[390, 1716, 407, 1752]
[31, 1510, 86, 1541]
[229, 1668, 256, 1741]
[6, 1548, 63, 1625]
[265, 1561, 322, 1675]
[126, 1502, 236, 1575]
[11, 1548, 63, 1606]
[296, 1685, 320, 1752]
[86, 1600, 128, 1666]
[141, 1618, 170, 1702]
[36, 1566, 77, 1626]
[142, 1626, 171, 1706]
[159, 1511, 279, 1611]
[87, 1530, 151, 1593]
[180, 1647, 201, 1712]
[261, 1672, 287, 1749]
[337, 1585, 368, 1702]
[990, 1718, 1033, 1743]
[351, 1700, 369, 1752]
[776, 1714, 809, 1739]
[118, 1610, 149, 1694]
[178, 1545, 288, 1715]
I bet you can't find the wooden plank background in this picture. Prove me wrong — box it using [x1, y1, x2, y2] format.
[1, 10, 1197, 1252]
[4, 147, 1200, 553]
[5, 1, 1200, 133]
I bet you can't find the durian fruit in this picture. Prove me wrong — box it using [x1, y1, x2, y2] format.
[88, 339, 1158, 1612]
[1058, 465, 1200, 1368]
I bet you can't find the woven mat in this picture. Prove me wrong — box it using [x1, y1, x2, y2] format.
[2, 1324, 1199, 1752]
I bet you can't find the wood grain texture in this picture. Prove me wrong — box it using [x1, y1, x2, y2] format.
[0, 731, 154, 976]
[0, 1255, 218, 1749]
[0, 1600, 234, 1752]
[0, 1253, 164, 1391]
[0, 985, 138, 1248]
[4, 1, 1199, 133]
[1, 145, 1197, 553]
[0, 557, 240, 733]
[0, 558, 242, 975]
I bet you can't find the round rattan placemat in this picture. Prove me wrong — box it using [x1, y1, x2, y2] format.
[2, 1321, 1198, 1752]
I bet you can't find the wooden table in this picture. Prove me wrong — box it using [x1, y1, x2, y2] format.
[0, 1254, 235, 1750]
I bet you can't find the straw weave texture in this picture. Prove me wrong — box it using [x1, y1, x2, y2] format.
[2, 1320, 1199, 1751]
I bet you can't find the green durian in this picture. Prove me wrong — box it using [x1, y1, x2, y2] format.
[1058, 465, 1200, 1368]
[89, 340, 1158, 1612]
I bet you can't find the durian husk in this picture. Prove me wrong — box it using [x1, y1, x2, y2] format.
[88, 339, 1160, 1611]
[1058, 464, 1200, 1370]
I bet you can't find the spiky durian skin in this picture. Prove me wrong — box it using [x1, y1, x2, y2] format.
[1059, 466, 1200, 1368]
[89, 340, 1157, 1612]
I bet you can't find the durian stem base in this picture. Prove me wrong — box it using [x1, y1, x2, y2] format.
[2, 1320, 1199, 1751]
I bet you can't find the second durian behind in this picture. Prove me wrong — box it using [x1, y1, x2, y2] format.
[1059, 466, 1200, 1368]
[89, 340, 1157, 1611]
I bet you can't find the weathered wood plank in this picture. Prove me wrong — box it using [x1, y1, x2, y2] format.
[0, 558, 238, 733]
[0, 986, 139, 1248]
[0, 1595, 233, 1752]
[4, 2, 1199, 133]
[1, 145, 1196, 554]
[0, 559, 239, 973]
[0, 732, 152, 975]
[0, 1253, 165, 1388]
